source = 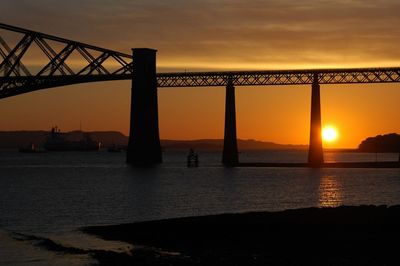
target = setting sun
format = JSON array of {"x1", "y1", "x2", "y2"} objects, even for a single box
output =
[{"x1": 322, "y1": 126, "x2": 338, "y2": 142}]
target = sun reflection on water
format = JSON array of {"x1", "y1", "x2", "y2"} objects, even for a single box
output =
[{"x1": 318, "y1": 175, "x2": 343, "y2": 208}]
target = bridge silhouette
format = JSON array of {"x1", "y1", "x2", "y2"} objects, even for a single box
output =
[{"x1": 2, "y1": 23, "x2": 400, "y2": 166}]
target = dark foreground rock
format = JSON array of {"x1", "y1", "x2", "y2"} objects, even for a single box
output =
[{"x1": 83, "y1": 205, "x2": 400, "y2": 266}]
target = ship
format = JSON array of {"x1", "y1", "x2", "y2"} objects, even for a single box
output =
[{"x1": 43, "y1": 127, "x2": 101, "y2": 151}]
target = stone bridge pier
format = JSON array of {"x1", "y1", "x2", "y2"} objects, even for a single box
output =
[
  {"x1": 126, "y1": 48, "x2": 162, "y2": 165},
  {"x1": 308, "y1": 73, "x2": 324, "y2": 166}
]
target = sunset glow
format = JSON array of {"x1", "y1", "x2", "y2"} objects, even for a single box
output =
[
  {"x1": 2, "y1": 2, "x2": 400, "y2": 265},
  {"x1": 322, "y1": 126, "x2": 338, "y2": 143},
  {"x1": 1, "y1": 0, "x2": 400, "y2": 148}
]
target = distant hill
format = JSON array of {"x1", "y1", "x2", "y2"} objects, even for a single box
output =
[
  {"x1": 0, "y1": 131, "x2": 307, "y2": 151},
  {"x1": 0, "y1": 130, "x2": 127, "y2": 149},
  {"x1": 161, "y1": 139, "x2": 307, "y2": 151},
  {"x1": 0, "y1": 131, "x2": 49, "y2": 149},
  {"x1": 358, "y1": 133, "x2": 400, "y2": 152}
]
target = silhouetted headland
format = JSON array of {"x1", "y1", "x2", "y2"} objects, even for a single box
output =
[
  {"x1": 80, "y1": 205, "x2": 400, "y2": 265},
  {"x1": 358, "y1": 133, "x2": 400, "y2": 152}
]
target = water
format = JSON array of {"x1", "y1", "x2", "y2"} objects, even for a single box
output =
[{"x1": 1, "y1": 149, "x2": 400, "y2": 264}]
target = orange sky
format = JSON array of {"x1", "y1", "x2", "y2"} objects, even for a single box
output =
[{"x1": 1, "y1": 0, "x2": 400, "y2": 148}]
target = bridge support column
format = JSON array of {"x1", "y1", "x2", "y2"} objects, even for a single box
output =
[
  {"x1": 222, "y1": 78, "x2": 239, "y2": 166},
  {"x1": 308, "y1": 74, "x2": 324, "y2": 166},
  {"x1": 127, "y1": 48, "x2": 162, "y2": 165}
]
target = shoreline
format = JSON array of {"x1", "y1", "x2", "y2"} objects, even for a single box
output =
[
  {"x1": 235, "y1": 161, "x2": 400, "y2": 168},
  {"x1": 82, "y1": 205, "x2": 400, "y2": 265}
]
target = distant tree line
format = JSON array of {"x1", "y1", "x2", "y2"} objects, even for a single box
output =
[{"x1": 358, "y1": 133, "x2": 400, "y2": 152}]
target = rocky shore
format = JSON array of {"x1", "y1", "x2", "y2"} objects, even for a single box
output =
[{"x1": 82, "y1": 205, "x2": 400, "y2": 265}]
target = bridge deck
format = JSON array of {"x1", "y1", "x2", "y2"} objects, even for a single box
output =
[{"x1": 2, "y1": 23, "x2": 400, "y2": 98}]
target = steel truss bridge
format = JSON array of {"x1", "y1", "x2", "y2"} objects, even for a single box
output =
[
  {"x1": 1, "y1": 23, "x2": 400, "y2": 99},
  {"x1": 1, "y1": 22, "x2": 400, "y2": 166}
]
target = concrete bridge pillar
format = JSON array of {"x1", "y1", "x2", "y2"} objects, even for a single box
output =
[
  {"x1": 127, "y1": 48, "x2": 162, "y2": 165},
  {"x1": 308, "y1": 73, "x2": 324, "y2": 166},
  {"x1": 222, "y1": 78, "x2": 239, "y2": 166}
]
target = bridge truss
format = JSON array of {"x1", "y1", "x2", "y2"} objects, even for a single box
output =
[
  {"x1": 157, "y1": 68, "x2": 400, "y2": 87},
  {"x1": 0, "y1": 23, "x2": 132, "y2": 99},
  {"x1": 1, "y1": 23, "x2": 400, "y2": 99}
]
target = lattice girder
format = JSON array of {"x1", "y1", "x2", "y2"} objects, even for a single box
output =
[
  {"x1": 156, "y1": 68, "x2": 400, "y2": 87},
  {"x1": 1, "y1": 23, "x2": 400, "y2": 100},
  {"x1": 0, "y1": 23, "x2": 133, "y2": 97}
]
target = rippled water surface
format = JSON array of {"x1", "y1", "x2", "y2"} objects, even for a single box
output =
[{"x1": 1, "y1": 150, "x2": 400, "y2": 264}]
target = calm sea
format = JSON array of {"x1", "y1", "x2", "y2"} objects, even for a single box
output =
[{"x1": 1, "y1": 150, "x2": 400, "y2": 265}]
